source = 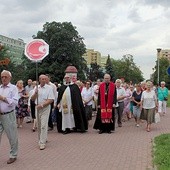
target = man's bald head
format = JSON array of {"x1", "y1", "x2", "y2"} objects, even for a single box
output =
[{"x1": 104, "y1": 74, "x2": 111, "y2": 83}]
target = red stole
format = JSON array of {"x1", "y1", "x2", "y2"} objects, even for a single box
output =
[{"x1": 100, "y1": 82, "x2": 115, "y2": 123}]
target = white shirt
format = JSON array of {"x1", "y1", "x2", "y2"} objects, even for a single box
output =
[
  {"x1": 81, "y1": 87, "x2": 94, "y2": 106},
  {"x1": 0, "y1": 83, "x2": 18, "y2": 112},
  {"x1": 25, "y1": 85, "x2": 33, "y2": 93},
  {"x1": 32, "y1": 84, "x2": 55, "y2": 105},
  {"x1": 28, "y1": 89, "x2": 34, "y2": 107},
  {"x1": 47, "y1": 82, "x2": 58, "y2": 105},
  {"x1": 141, "y1": 90, "x2": 157, "y2": 109},
  {"x1": 116, "y1": 86, "x2": 126, "y2": 102}
]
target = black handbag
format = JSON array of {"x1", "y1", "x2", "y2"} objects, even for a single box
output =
[
  {"x1": 164, "y1": 97, "x2": 168, "y2": 101},
  {"x1": 160, "y1": 88, "x2": 168, "y2": 101}
]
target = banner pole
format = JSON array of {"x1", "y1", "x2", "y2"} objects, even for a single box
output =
[{"x1": 36, "y1": 61, "x2": 40, "y2": 140}]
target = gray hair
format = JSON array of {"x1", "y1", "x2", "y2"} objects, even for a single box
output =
[
  {"x1": 1, "y1": 70, "x2": 12, "y2": 77},
  {"x1": 115, "y1": 79, "x2": 122, "y2": 83}
]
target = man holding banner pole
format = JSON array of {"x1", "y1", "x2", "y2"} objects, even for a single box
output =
[
  {"x1": 24, "y1": 39, "x2": 50, "y2": 149},
  {"x1": 31, "y1": 74, "x2": 54, "y2": 150}
]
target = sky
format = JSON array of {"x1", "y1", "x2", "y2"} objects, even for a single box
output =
[{"x1": 1, "y1": 0, "x2": 170, "y2": 80}]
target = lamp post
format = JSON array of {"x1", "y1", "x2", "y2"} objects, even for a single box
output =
[{"x1": 157, "y1": 48, "x2": 161, "y2": 85}]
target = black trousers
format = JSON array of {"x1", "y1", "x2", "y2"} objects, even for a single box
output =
[
  {"x1": 116, "y1": 102, "x2": 124, "y2": 125},
  {"x1": 48, "y1": 102, "x2": 54, "y2": 129},
  {"x1": 30, "y1": 100, "x2": 36, "y2": 119}
]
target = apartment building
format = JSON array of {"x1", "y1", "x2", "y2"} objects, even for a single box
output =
[{"x1": 0, "y1": 34, "x2": 25, "y2": 64}]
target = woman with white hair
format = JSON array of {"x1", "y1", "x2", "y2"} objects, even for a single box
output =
[
  {"x1": 140, "y1": 81, "x2": 157, "y2": 132},
  {"x1": 157, "y1": 81, "x2": 168, "y2": 116}
]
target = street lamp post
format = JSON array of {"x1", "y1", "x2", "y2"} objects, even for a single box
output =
[{"x1": 157, "y1": 48, "x2": 161, "y2": 85}]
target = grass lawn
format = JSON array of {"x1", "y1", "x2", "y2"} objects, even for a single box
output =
[
  {"x1": 153, "y1": 93, "x2": 170, "y2": 170},
  {"x1": 167, "y1": 93, "x2": 170, "y2": 107},
  {"x1": 153, "y1": 134, "x2": 170, "y2": 170}
]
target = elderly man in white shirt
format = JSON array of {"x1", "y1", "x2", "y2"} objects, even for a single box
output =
[
  {"x1": 81, "y1": 80, "x2": 94, "y2": 121},
  {"x1": 31, "y1": 74, "x2": 54, "y2": 150},
  {"x1": 0, "y1": 70, "x2": 18, "y2": 164},
  {"x1": 115, "y1": 79, "x2": 126, "y2": 127}
]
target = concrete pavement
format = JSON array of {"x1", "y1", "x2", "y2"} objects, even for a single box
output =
[{"x1": 0, "y1": 108, "x2": 170, "y2": 170}]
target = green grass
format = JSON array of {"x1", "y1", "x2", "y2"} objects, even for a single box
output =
[
  {"x1": 167, "y1": 93, "x2": 170, "y2": 107},
  {"x1": 153, "y1": 134, "x2": 170, "y2": 170},
  {"x1": 153, "y1": 92, "x2": 170, "y2": 169}
]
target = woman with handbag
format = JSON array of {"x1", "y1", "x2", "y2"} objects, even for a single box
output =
[
  {"x1": 157, "y1": 81, "x2": 169, "y2": 116},
  {"x1": 140, "y1": 81, "x2": 157, "y2": 132}
]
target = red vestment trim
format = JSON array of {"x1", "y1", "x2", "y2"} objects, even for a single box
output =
[{"x1": 100, "y1": 82, "x2": 115, "y2": 123}]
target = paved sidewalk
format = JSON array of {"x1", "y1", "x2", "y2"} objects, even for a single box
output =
[{"x1": 0, "y1": 108, "x2": 170, "y2": 170}]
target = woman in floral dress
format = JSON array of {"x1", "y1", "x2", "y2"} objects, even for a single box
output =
[{"x1": 16, "y1": 80, "x2": 29, "y2": 128}]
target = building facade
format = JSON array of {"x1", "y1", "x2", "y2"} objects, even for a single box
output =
[
  {"x1": 82, "y1": 49, "x2": 107, "y2": 68},
  {"x1": 0, "y1": 34, "x2": 25, "y2": 64},
  {"x1": 82, "y1": 49, "x2": 101, "y2": 66}
]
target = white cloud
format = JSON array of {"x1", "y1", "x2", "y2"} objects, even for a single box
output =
[{"x1": 0, "y1": 0, "x2": 170, "y2": 80}]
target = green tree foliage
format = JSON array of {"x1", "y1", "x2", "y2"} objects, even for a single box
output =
[
  {"x1": 0, "y1": 44, "x2": 20, "y2": 83},
  {"x1": 88, "y1": 63, "x2": 104, "y2": 81},
  {"x1": 112, "y1": 54, "x2": 144, "y2": 83},
  {"x1": 105, "y1": 54, "x2": 115, "y2": 80},
  {"x1": 152, "y1": 57, "x2": 170, "y2": 86},
  {"x1": 22, "y1": 21, "x2": 87, "y2": 83}
]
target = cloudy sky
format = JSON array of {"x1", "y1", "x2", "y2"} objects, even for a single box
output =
[{"x1": 1, "y1": 0, "x2": 170, "y2": 79}]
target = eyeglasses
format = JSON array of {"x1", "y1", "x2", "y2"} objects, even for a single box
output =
[{"x1": 1, "y1": 76, "x2": 8, "y2": 78}]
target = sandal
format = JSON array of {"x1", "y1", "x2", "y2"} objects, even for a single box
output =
[{"x1": 146, "y1": 128, "x2": 150, "y2": 132}]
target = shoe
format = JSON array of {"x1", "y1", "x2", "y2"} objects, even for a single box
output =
[
  {"x1": 32, "y1": 128, "x2": 36, "y2": 132},
  {"x1": 7, "y1": 158, "x2": 17, "y2": 164},
  {"x1": 48, "y1": 127, "x2": 53, "y2": 131},
  {"x1": 118, "y1": 124, "x2": 122, "y2": 127},
  {"x1": 72, "y1": 128, "x2": 77, "y2": 132},
  {"x1": 136, "y1": 124, "x2": 139, "y2": 127},
  {"x1": 62, "y1": 129, "x2": 71, "y2": 135},
  {"x1": 26, "y1": 121, "x2": 31, "y2": 123},
  {"x1": 107, "y1": 130, "x2": 111, "y2": 134},
  {"x1": 98, "y1": 130, "x2": 104, "y2": 134},
  {"x1": 39, "y1": 144, "x2": 45, "y2": 150},
  {"x1": 62, "y1": 130, "x2": 67, "y2": 134},
  {"x1": 19, "y1": 125, "x2": 22, "y2": 128}
]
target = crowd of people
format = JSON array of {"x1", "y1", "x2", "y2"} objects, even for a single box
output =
[{"x1": 0, "y1": 69, "x2": 168, "y2": 164}]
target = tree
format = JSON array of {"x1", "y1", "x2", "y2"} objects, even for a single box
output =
[
  {"x1": 112, "y1": 54, "x2": 144, "y2": 83},
  {"x1": 105, "y1": 54, "x2": 115, "y2": 80},
  {"x1": 22, "y1": 21, "x2": 87, "y2": 83},
  {"x1": 152, "y1": 57, "x2": 170, "y2": 86},
  {"x1": 88, "y1": 63, "x2": 104, "y2": 81},
  {"x1": 0, "y1": 44, "x2": 21, "y2": 83}
]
